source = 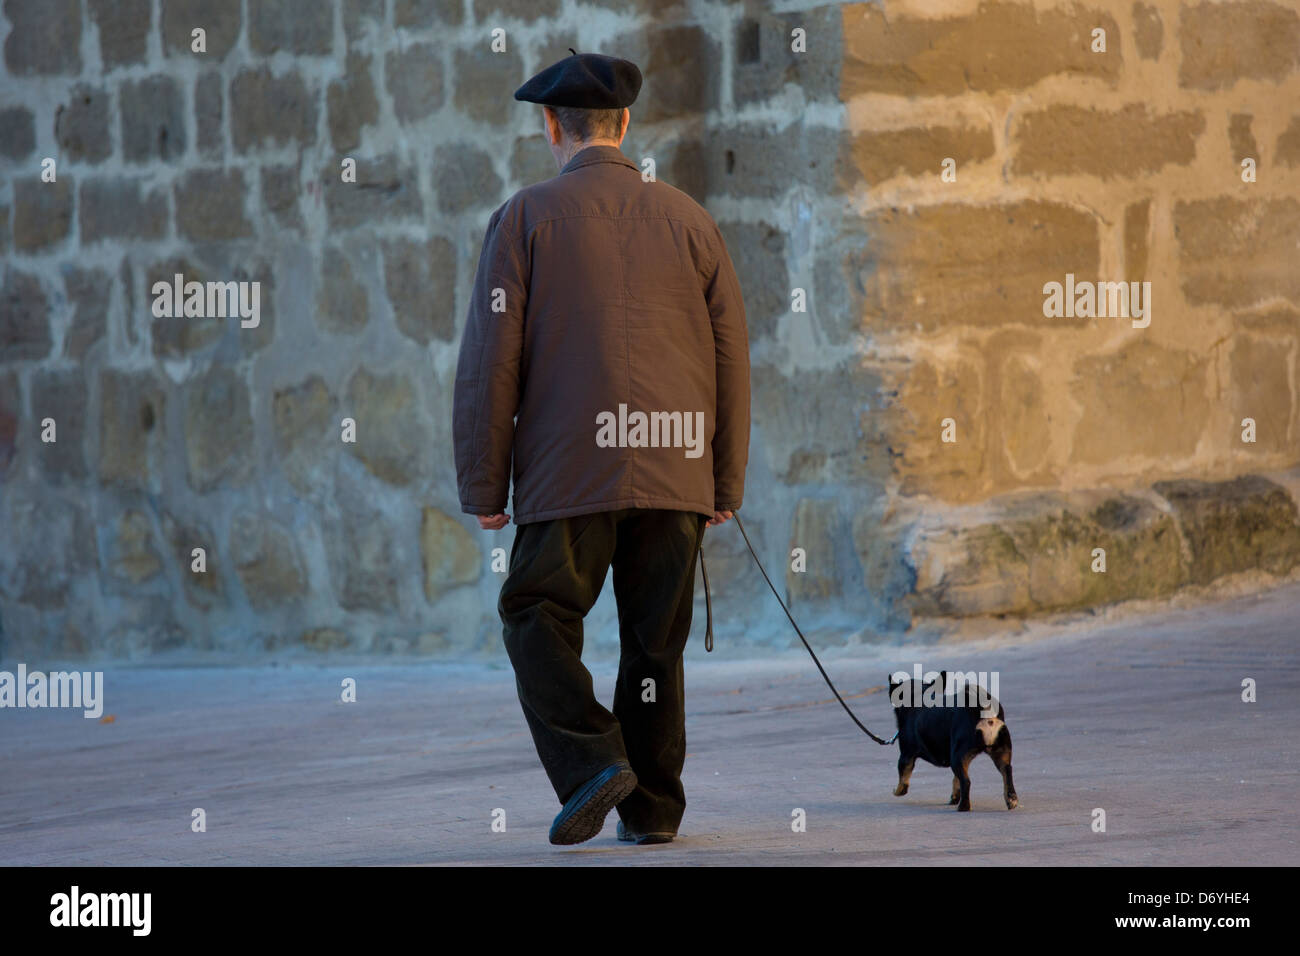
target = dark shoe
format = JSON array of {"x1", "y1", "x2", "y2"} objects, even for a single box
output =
[
  {"x1": 548, "y1": 764, "x2": 637, "y2": 846},
  {"x1": 616, "y1": 819, "x2": 675, "y2": 845}
]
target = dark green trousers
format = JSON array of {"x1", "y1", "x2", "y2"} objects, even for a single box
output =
[{"x1": 498, "y1": 507, "x2": 708, "y2": 835}]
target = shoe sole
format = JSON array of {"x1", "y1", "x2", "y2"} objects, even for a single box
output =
[
  {"x1": 617, "y1": 822, "x2": 676, "y2": 845},
  {"x1": 550, "y1": 768, "x2": 638, "y2": 846},
  {"x1": 619, "y1": 832, "x2": 675, "y2": 845}
]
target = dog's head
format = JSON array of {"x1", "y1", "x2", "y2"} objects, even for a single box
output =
[{"x1": 888, "y1": 670, "x2": 947, "y2": 710}]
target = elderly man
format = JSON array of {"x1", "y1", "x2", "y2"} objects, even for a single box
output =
[{"x1": 452, "y1": 50, "x2": 750, "y2": 846}]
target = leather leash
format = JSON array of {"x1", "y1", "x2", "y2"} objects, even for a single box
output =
[{"x1": 697, "y1": 513, "x2": 898, "y2": 746}]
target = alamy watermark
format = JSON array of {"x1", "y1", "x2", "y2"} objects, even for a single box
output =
[
  {"x1": 1042, "y1": 273, "x2": 1151, "y2": 328},
  {"x1": 595, "y1": 404, "x2": 706, "y2": 458},
  {"x1": 151, "y1": 272, "x2": 261, "y2": 328},
  {"x1": 0, "y1": 664, "x2": 104, "y2": 718},
  {"x1": 889, "y1": 665, "x2": 1000, "y2": 716},
  {"x1": 50, "y1": 886, "x2": 150, "y2": 936}
]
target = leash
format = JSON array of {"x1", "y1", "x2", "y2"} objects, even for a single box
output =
[{"x1": 697, "y1": 513, "x2": 898, "y2": 747}]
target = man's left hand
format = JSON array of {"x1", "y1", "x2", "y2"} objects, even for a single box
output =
[{"x1": 478, "y1": 513, "x2": 511, "y2": 530}]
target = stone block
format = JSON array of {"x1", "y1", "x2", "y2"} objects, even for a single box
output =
[
  {"x1": 12, "y1": 176, "x2": 73, "y2": 252},
  {"x1": 231, "y1": 68, "x2": 318, "y2": 153},
  {"x1": 315, "y1": 246, "x2": 369, "y2": 334},
  {"x1": 174, "y1": 168, "x2": 253, "y2": 240},
  {"x1": 55, "y1": 85, "x2": 113, "y2": 162},
  {"x1": 1154, "y1": 475, "x2": 1300, "y2": 583},
  {"x1": 717, "y1": 220, "x2": 787, "y2": 343},
  {"x1": 79, "y1": 178, "x2": 169, "y2": 243},
  {"x1": 733, "y1": 5, "x2": 842, "y2": 105},
  {"x1": 843, "y1": 123, "x2": 995, "y2": 185},
  {"x1": 89, "y1": 0, "x2": 151, "y2": 68},
  {"x1": 249, "y1": 0, "x2": 333, "y2": 55},
  {"x1": 183, "y1": 367, "x2": 254, "y2": 492},
  {"x1": 382, "y1": 236, "x2": 457, "y2": 344},
  {"x1": 842, "y1": 1, "x2": 1120, "y2": 97},
  {"x1": 387, "y1": 43, "x2": 444, "y2": 123},
  {"x1": 813, "y1": 201, "x2": 1100, "y2": 343},
  {"x1": 433, "y1": 142, "x2": 503, "y2": 214},
  {"x1": 1175, "y1": 198, "x2": 1300, "y2": 308},
  {"x1": 1179, "y1": 0, "x2": 1300, "y2": 90},
  {"x1": 0, "y1": 107, "x2": 35, "y2": 159},
  {"x1": 229, "y1": 512, "x2": 308, "y2": 610},
  {"x1": 120, "y1": 75, "x2": 188, "y2": 162},
  {"x1": 272, "y1": 374, "x2": 337, "y2": 496},
  {"x1": 62, "y1": 267, "x2": 111, "y2": 360},
  {"x1": 1011, "y1": 104, "x2": 1203, "y2": 179},
  {"x1": 394, "y1": 0, "x2": 463, "y2": 28},
  {"x1": 2, "y1": 0, "x2": 82, "y2": 75},
  {"x1": 324, "y1": 154, "x2": 423, "y2": 229},
  {"x1": 327, "y1": 53, "x2": 378, "y2": 152},
  {"x1": 97, "y1": 369, "x2": 165, "y2": 490},
  {"x1": 162, "y1": 0, "x2": 241, "y2": 58},
  {"x1": 31, "y1": 368, "x2": 88, "y2": 481},
  {"x1": 452, "y1": 44, "x2": 523, "y2": 125},
  {"x1": 1071, "y1": 340, "x2": 1210, "y2": 464},
  {"x1": 195, "y1": 70, "x2": 224, "y2": 159},
  {"x1": 420, "y1": 507, "x2": 481, "y2": 600},
  {"x1": 344, "y1": 366, "x2": 432, "y2": 486},
  {"x1": 1, "y1": 268, "x2": 52, "y2": 360}
]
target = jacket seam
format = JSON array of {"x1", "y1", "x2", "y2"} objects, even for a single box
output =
[
  {"x1": 521, "y1": 214, "x2": 718, "y2": 250},
  {"x1": 467, "y1": 217, "x2": 522, "y2": 511},
  {"x1": 515, "y1": 497, "x2": 715, "y2": 524},
  {"x1": 620, "y1": 219, "x2": 634, "y2": 502},
  {"x1": 560, "y1": 153, "x2": 639, "y2": 175}
]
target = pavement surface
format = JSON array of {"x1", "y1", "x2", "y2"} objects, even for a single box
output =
[{"x1": 2, "y1": 581, "x2": 1297, "y2": 866}]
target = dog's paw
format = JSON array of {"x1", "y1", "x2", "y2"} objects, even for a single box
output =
[
  {"x1": 948, "y1": 794, "x2": 959, "y2": 805},
  {"x1": 956, "y1": 801, "x2": 971, "y2": 812},
  {"x1": 893, "y1": 783, "x2": 908, "y2": 796},
  {"x1": 1005, "y1": 795, "x2": 1019, "y2": 810}
]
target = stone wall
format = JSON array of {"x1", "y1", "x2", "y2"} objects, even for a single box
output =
[
  {"x1": 1, "y1": 0, "x2": 1298, "y2": 662},
  {"x1": 823, "y1": 0, "x2": 1300, "y2": 629}
]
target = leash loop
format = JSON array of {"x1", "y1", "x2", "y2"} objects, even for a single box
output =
[{"x1": 698, "y1": 546, "x2": 714, "y2": 652}]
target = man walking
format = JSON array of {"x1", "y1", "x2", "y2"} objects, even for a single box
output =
[{"x1": 452, "y1": 51, "x2": 750, "y2": 846}]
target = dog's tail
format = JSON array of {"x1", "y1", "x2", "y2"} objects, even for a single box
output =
[{"x1": 975, "y1": 717, "x2": 1006, "y2": 748}]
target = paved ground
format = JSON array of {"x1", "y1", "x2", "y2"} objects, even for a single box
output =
[{"x1": 2, "y1": 582, "x2": 1297, "y2": 866}]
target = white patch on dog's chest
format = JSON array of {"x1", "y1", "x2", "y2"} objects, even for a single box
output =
[{"x1": 976, "y1": 717, "x2": 1005, "y2": 746}]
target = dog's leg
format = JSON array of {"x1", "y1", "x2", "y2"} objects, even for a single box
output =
[
  {"x1": 949, "y1": 775, "x2": 960, "y2": 805},
  {"x1": 954, "y1": 751, "x2": 975, "y2": 811},
  {"x1": 989, "y1": 727, "x2": 1017, "y2": 810},
  {"x1": 894, "y1": 753, "x2": 916, "y2": 796}
]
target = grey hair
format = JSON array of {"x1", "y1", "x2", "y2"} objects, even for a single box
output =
[{"x1": 549, "y1": 106, "x2": 625, "y2": 142}]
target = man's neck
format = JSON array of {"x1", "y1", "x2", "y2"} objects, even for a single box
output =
[{"x1": 558, "y1": 139, "x2": 621, "y2": 167}]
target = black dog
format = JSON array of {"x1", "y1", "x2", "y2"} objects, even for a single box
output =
[{"x1": 888, "y1": 670, "x2": 1017, "y2": 811}]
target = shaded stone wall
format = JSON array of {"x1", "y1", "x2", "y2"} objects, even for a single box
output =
[{"x1": 1, "y1": 0, "x2": 1298, "y2": 662}]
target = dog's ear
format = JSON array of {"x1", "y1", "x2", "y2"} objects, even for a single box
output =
[{"x1": 888, "y1": 673, "x2": 905, "y2": 708}]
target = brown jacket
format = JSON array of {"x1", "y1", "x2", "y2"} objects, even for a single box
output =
[{"x1": 453, "y1": 144, "x2": 750, "y2": 525}]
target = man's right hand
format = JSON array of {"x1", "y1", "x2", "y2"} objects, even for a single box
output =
[{"x1": 706, "y1": 510, "x2": 733, "y2": 527}]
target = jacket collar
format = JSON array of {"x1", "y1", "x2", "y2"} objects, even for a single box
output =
[{"x1": 560, "y1": 144, "x2": 638, "y2": 175}]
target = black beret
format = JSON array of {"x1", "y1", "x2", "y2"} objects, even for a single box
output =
[{"x1": 514, "y1": 50, "x2": 642, "y2": 109}]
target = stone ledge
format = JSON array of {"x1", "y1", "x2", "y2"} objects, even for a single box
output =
[{"x1": 890, "y1": 470, "x2": 1300, "y2": 622}]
